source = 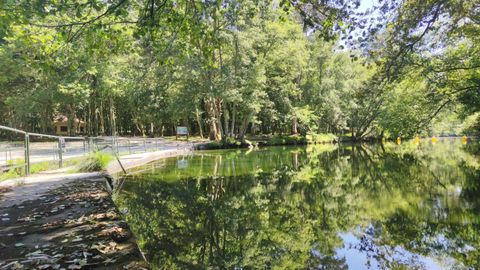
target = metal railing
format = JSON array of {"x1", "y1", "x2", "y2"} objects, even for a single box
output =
[
  {"x1": 0, "y1": 125, "x2": 86, "y2": 175},
  {"x1": 0, "y1": 125, "x2": 193, "y2": 177}
]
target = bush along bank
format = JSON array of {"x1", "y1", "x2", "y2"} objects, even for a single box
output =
[
  {"x1": 196, "y1": 137, "x2": 257, "y2": 150},
  {"x1": 77, "y1": 151, "x2": 114, "y2": 172},
  {"x1": 260, "y1": 133, "x2": 338, "y2": 146},
  {"x1": 196, "y1": 133, "x2": 338, "y2": 150}
]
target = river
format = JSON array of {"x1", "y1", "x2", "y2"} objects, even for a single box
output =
[{"x1": 114, "y1": 138, "x2": 480, "y2": 269}]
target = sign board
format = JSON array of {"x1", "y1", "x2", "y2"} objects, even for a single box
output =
[
  {"x1": 176, "y1": 126, "x2": 189, "y2": 140},
  {"x1": 176, "y1": 126, "x2": 188, "y2": 135}
]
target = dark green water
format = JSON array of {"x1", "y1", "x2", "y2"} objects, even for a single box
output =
[{"x1": 114, "y1": 139, "x2": 480, "y2": 270}]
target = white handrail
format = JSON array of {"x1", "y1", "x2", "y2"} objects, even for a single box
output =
[{"x1": 0, "y1": 125, "x2": 27, "y2": 134}]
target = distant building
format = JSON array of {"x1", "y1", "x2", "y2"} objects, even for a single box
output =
[{"x1": 53, "y1": 115, "x2": 86, "y2": 136}]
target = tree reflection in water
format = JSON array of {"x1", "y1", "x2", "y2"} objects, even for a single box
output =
[{"x1": 114, "y1": 139, "x2": 480, "y2": 269}]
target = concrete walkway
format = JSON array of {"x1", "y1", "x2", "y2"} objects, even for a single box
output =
[
  {"x1": 0, "y1": 139, "x2": 202, "y2": 269},
  {"x1": 0, "y1": 137, "x2": 192, "y2": 167},
  {"x1": 0, "y1": 176, "x2": 149, "y2": 270},
  {"x1": 0, "y1": 143, "x2": 194, "y2": 208}
]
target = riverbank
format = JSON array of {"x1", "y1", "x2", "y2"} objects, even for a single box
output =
[
  {"x1": 0, "y1": 144, "x2": 195, "y2": 269},
  {"x1": 196, "y1": 133, "x2": 340, "y2": 150}
]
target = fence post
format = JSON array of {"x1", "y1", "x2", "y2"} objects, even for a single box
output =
[
  {"x1": 89, "y1": 137, "x2": 93, "y2": 152},
  {"x1": 58, "y1": 138, "x2": 63, "y2": 168},
  {"x1": 24, "y1": 133, "x2": 30, "y2": 176}
]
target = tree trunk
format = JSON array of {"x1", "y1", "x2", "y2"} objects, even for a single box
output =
[
  {"x1": 109, "y1": 97, "x2": 116, "y2": 136},
  {"x1": 99, "y1": 100, "x2": 105, "y2": 135},
  {"x1": 238, "y1": 111, "x2": 253, "y2": 141},
  {"x1": 223, "y1": 104, "x2": 229, "y2": 138},
  {"x1": 291, "y1": 116, "x2": 298, "y2": 135},
  {"x1": 230, "y1": 106, "x2": 236, "y2": 137},
  {"x1": 207, "y1": 104, "x2": 217, "y2": 140},
  {"x1": 195, "y1": 107, "x2": 204, "y2": 138},
  {"x1": 215, "y1": 99, "x2": 224, "y2": 141},
  {"x1": 66, "y1": 104, "x2": 76, "y2": 136}
]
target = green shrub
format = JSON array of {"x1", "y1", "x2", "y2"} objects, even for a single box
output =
[
  {"x1": 225, "y1": 137, "x2": 241, "y2": 146},
  {"x1": 77, "y1": 151, "x2": 113, "y2": 172},
  {"x1": 266, "y1": 135, "x2": 306, "y2": 146},
  {"x1": 0, "y1": 169, "x2": 21, "y2": 181},
  {"x1": 199, "y1": 137, "x2": 251, "y2": 150},
  {"x1": 200, "y1": 141, "x2": 224, "y2": 150},
  {"x1": 264, "y1": 133, "x2": 337, "y2": 146},
  {"x1": 30, "y1": 162, "x2": 53, "y2": 174},
  {"x1": 306, "y1": 133, "x2": 337, "y2": 144},
  {"x1": 1, "y1": 159, "x2": 25, "y2": 181}
]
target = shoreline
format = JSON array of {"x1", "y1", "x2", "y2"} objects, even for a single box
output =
[
  {"x1": 0, "y1": 136, "x2": 474, "y2": 269},
  {"x1": 0, "y1": 145, "x2": 194, "y2": 269}
]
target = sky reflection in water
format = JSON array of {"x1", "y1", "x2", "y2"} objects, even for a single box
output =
[{"x1": 115, "y1": 139, "x2": 480, "y2": 269}]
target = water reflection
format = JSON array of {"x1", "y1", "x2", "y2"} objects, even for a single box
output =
[{"x1": 115, "y1": 139, "x2": 480, "y2": 269}]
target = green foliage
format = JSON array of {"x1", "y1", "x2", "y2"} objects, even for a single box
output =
[
  {"x1": 0, "y1": 0, "x2": 479, "y2": 139},
  {"x1": 263, "y1": 133, "x2": 337, "y2": 146},
  {"x1": 462, "y1": 113, "x2": 480, "y2": 136},
  {"x1": 77, "y1": 151, "x2": 113, "y2": 172},
  {"x1": 0, "y1": 158, "x2": 89, "y2": 180},
  {"x1": 200, "y1": 137, "x2": 255, "y2": 150},
  {"x1": 0, "y1": 159, "x2": 25, "y2": 181},
  {"x1": 305, "y1": 133, "x2": 337, "y2": 144},
  {"x1": 265, "y1": 135, "x2": 306, "y2": 146},
  {"x1": 30, "y1": 162, "x2": 54, "y2": 174},
  {"x1": 0, "y1": 169, "x2": 21, "y2": 181},
  {"x1": 114, "y1": 140, "x2": 480, "y2": 268}
]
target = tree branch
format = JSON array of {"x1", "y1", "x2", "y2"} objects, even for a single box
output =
[{"x1": 28, "y1": 0, "x2": 128, "y2": 28}]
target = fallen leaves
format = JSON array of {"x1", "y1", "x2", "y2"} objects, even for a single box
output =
[{"x1": 0, "y1": 179, "x2": 148, "y2": 269}]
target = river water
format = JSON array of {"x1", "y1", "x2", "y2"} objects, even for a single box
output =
[{"x1": 114, "y1": 138, "x2": 480, "y2": 269}]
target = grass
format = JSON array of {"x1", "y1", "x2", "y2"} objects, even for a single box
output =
[
  {"x1": 30, "y1": 161, "x2": 56, "y2": 174},
  {"x1": 0, "y1": 169, "x2": 22, "y2": 181},
  {"x1": 0, "y1": 159, "x2": 77, "y2": 181},
  {"x1": 0, "y1": 152, "x2": 113, "y2": 181},
  {"x1": 76, "y1": 151, "x2": 113, "y2": 172},
  {"x1": 0, "y1": 158, "x2": 25, "y2": 181}
]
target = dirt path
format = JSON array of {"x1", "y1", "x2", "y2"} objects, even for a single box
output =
[{"x1": 0, "y1": 177, "x2": 148, "y2": 270}]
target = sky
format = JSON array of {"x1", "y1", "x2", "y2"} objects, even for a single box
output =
[{"x1": 358, "y1": 0, "x2": 376, "y2": 13}]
